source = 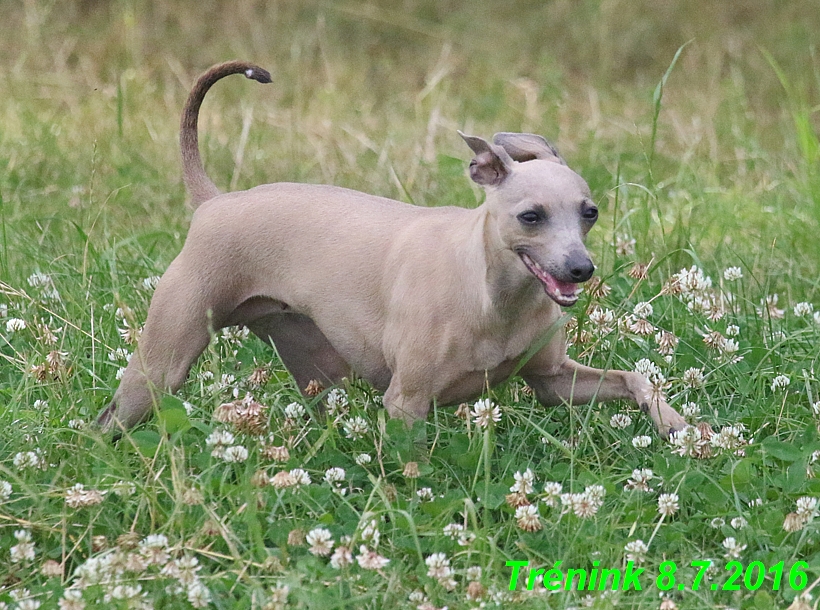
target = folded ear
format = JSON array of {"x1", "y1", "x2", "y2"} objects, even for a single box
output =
[
  {"x1": 458, "y1": 131, "x2": 515, "y2": 186},
  {"x1": 492, "y1": 132, "x2": 566, "y2": 166}
]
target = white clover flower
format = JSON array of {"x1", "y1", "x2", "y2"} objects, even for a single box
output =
[
  {"x1": 515, "y1": 504, "x2": 542, "y2": 532},
  {"x1": 670, "y1": 425, "x2": 705, "y2": 458},
  {"x1": 324, "y1": 467, "x2": 346, "y2": 484},
  {"x1": 356, "y1": 545, "x2": 389, "y2": 570},
  {"x1": 588, "y1": 307, "x2": 615, "y2": 332},
  {"x1": 330, "y1": 545, "x2": 354, "y2": 569},
  {"x1": 458, "y1": 531, "x2": 476, "y2": 546},
  {"x1": 360, "y1": 518, "x2": 381, "y2": 547},
  {"x1": 268, "y1": 584, "x2": 290, "y2": 607},
  {"x1": 796, "y1": 497, "x2": 818, "y2": 521},
  {"x1": 425, "y1": 552, "x2": 453, "y2": 580},
  {"x1": 284, "y1": 402, "x2": 305, "y2": 419},
  {"x1": 471, "y1": 398, "x2": 501, "y2": 428},
  {"x1": 58, "y1": 589, "x2": 85, "y2": 610},
  {"x1": 18, "y1": 598, "x2": 42, "y2": 610},
  {"x1": 6, "y1": 317, "x2": 27, "y2": 333},
  {"x1": 682, "y1": 367, "x2": 705, "y2": 388},
  {"x1": 175, "y1": 554, "x2": 201, "y2": 576},
  {"x1": 710, "y1": 517, "x2": 725, "y2": 528},
  {"x1": 657, "y1": 493, "x2": 679, "y2": 517},
  {"x1": 187, "y1": 581, "x2": 211, "y2": 608},
  {"x1": 27, "y1": 271, "x2": 51, "y2": 287},
  {"x1": 326, "y1": 388, "x2": 349, "y2": 414},
  {"x1": 771, "y1": 375, "x2": 790, "y2": 391},
  {"x1": 632, "y1": 435, "x2": 652, "y2": 449},
  {"x1": 610, "y1": 413, "x2": 632, "y2": 429},
  {"x1": 306, "y1": 527, "x2": 334, "y2": 556},
  {"x1": 634, "y1": 358, "x2": 661, "y2": 378},
  {"x1": 0, "y1": 480, "x2": 12, "y2": 500},
  {"x1": 794, "y1": 302, "x2": 814, "y2": 317},
  {"x1": 65, "y1": 483, "x2": 105, "y2": 508},
  {"x1": 726, "y1": 324, "x2": 740, "y2": 336},
  {"x1": 342, "y1": 416, "x2": 370, "y2": 439},
  {"x1": 681, "y1": 402, "x2": 700, "y2": 418},
  {"x1": 408, "y1": 590, "x2": 427, "y2": 604},
  {"x1": 108, "y1": 347, "x2": 132, "y2": 362},
  {"x1": 443, "y1": 523, "x2": 465, "y2": 539},
  {"x1": 615, "y1": 235, "x2": 636, "y2": 256},
  {"x1": 354, "y1": 453, "x2": 372, "y2": 466},
  {"x1": 510, "y1": 468, "x2": 535, "y2": 494},
  {"x1": 466, "y1": 566, "x2": 482, "y2": 581},
  {"x1": 784, "y1": 512, "x2": 806, "y2": 532},
  {"x1": 271, "y1": 471, "x2": 297, "y2": 489},
  {"x1": 723, "y1": 267, "x2": 743, "y2": 281},
  {"x1": 583, "y1": 484, "x2": 603, "y2": 503},
  {"x1": 13, "y1": 450, "x2": 42, "y2": 470},
  {"x1": 711, "y1": 425, "x2": 747, "y2": 452},
  {"x1": 813, "y1": 401, "x2": 820, "y2": 415},
  {"x1": 289, "y1": 468, "x2": 311, "y2": 486},
  {"x1": 625, "y1": 468, "x2": 655, "y2": 492},
  {"x1": 655, "y1": 330, "x2": 679, "y2": 355},
  {"x1": 815, "y1": 311, "x2": 820, "y2": 325},
  {"x1": 222, "y1": 445, "x2": 249, "y2": 463},
  {"x1": 68, "y1": 419, "x2": 85, "y2": 430},
  {"x1": 11, "y1": 529, "x2": 36, "y2": 563},
  {"x1": 673, "y1": 266, "x2": 713, "y2": 296},
  {"x1": 760, "y1": 294, "x2": 785, "y2": 319},
  {"x1": 633, "y1": 302, "x2": 653, "y2": 318},
  {"x1": 624, "y1": 539, "x2": 649, "y2": 563},
  {"x1": 141, "y1": 275, "x2": 161, "y2": 290},
  {"x1": 139, "y1": 533, "x2": 170, "y2": 566},
  {"x1": 722, "y1": 537, "x2": 746, "y2": 559},
  {"x1": 543, "y1": 481, "x2": 562, "y2": 506},
  {"x1": 730, "y1": 517, "x2": 748, "y2": 529},
  {"x1": 720, "y1": 337, "x2": 740, "y2": 356},
  {"x1": 0, "y1": 303, "x2": 7, "y2": 317},
  {"x1": 205, "y1": 429, "x2": 235, "y2": 459},
  {"x1": 417, "y1": 487, "x2": 434, "y2": 501},
  {"x1": 570, "y1": 492, "x2": 599, "y2": 518}
]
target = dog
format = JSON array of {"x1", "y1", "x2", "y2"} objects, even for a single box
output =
[{"x1": 98, "y1": 60, "x2": 687, "y2": 439}]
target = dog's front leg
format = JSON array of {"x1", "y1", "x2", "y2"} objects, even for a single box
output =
[
  {"x1": 383, "y1": 377, "x2": 432, "y2": 427},
  {"x1": 521, "y1": 350, "x2": 687, "y2": 439}
]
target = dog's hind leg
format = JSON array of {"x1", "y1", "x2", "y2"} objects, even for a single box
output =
[
  {"x1": 247, "y1": 313, "x2": 351, "y2": 394},
  {"x1": 97, "y1": 262, "x2": 218, "y2": 432}
]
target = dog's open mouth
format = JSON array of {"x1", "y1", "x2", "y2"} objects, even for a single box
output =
[{"x1": 519, "y1": 253, "x2": 582, "y2": 307}]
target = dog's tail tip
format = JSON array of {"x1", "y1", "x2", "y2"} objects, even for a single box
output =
[{"x1": 244, "y1": 66, "x2": 272, "y2": 85}]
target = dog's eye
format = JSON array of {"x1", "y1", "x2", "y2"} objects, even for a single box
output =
[
  {"x1": 582, "y1": 206, "x2": 598, "y2": 221},
  {"x1": 518, "y1": 211, "x2": 541, "y2": 225}
]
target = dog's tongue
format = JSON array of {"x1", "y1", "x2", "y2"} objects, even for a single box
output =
[
  {"x1": 520, "y1": 253, "x2": 580, "y2": 305},
  {"x1": 541, "y1": 272, "x2": 578, "y2": 299}
]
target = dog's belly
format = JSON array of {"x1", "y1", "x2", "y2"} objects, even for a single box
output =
[{"x1": 436, "y1": 359, "x2": 520, "y2": 405}]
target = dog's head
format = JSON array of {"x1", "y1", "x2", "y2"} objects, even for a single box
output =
[{"x1": 459, "y1": 131, "x2": 597, "y2": 307}]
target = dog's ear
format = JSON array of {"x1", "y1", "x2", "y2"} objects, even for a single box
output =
[
  {"x1": 458, "y1": 131, "x2": 514, "y2": 186},
  {"x1": 492, "y1": 132, "x2": 566, "y2": 166}
]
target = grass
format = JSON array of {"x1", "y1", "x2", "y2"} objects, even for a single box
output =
[{"x1": 1, "y1": 1, "x2": 820, "y2": 608}]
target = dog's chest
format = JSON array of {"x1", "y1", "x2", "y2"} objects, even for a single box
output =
[{"x1": 471, "y1": 328, "x2": 538, "y2": 372}]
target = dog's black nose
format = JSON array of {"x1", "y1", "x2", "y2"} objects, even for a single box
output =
[{"x1": 567, "y1": 253, "x2": 595, "y2": 282}]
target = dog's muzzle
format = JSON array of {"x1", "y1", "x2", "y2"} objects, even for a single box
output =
[{"x1": 519, "y1": 252, "x2": 583, "y2": 307}]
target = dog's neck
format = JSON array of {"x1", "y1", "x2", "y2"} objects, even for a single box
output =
[{"x1": 473, "y1": 205, "x2": 542, "y2": 314}]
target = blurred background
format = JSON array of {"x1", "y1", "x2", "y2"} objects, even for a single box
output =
[{"x1": 0, "y1": 0, "x2": 818, "y2": 286}]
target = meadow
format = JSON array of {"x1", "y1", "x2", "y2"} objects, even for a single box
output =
[{"x1": 1, "y1": 1, "x2": 819, "y2": 608}]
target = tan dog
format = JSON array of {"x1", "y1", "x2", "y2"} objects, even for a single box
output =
[{"x1": 98, "y1": 60, "x2": 686, "y2": 438}]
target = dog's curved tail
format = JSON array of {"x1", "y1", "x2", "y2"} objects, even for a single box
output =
[{"x1": 180, "y1": 60, "x2": 272, "y2": 208}]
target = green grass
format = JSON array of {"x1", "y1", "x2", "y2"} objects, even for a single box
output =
[{"x1": 1, "y1": 1, "x2": 820, "y2": 608}]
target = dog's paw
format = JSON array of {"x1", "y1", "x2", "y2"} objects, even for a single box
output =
[{"x1": 650, "y1": 402, "x2": 689, "y2": 441}]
